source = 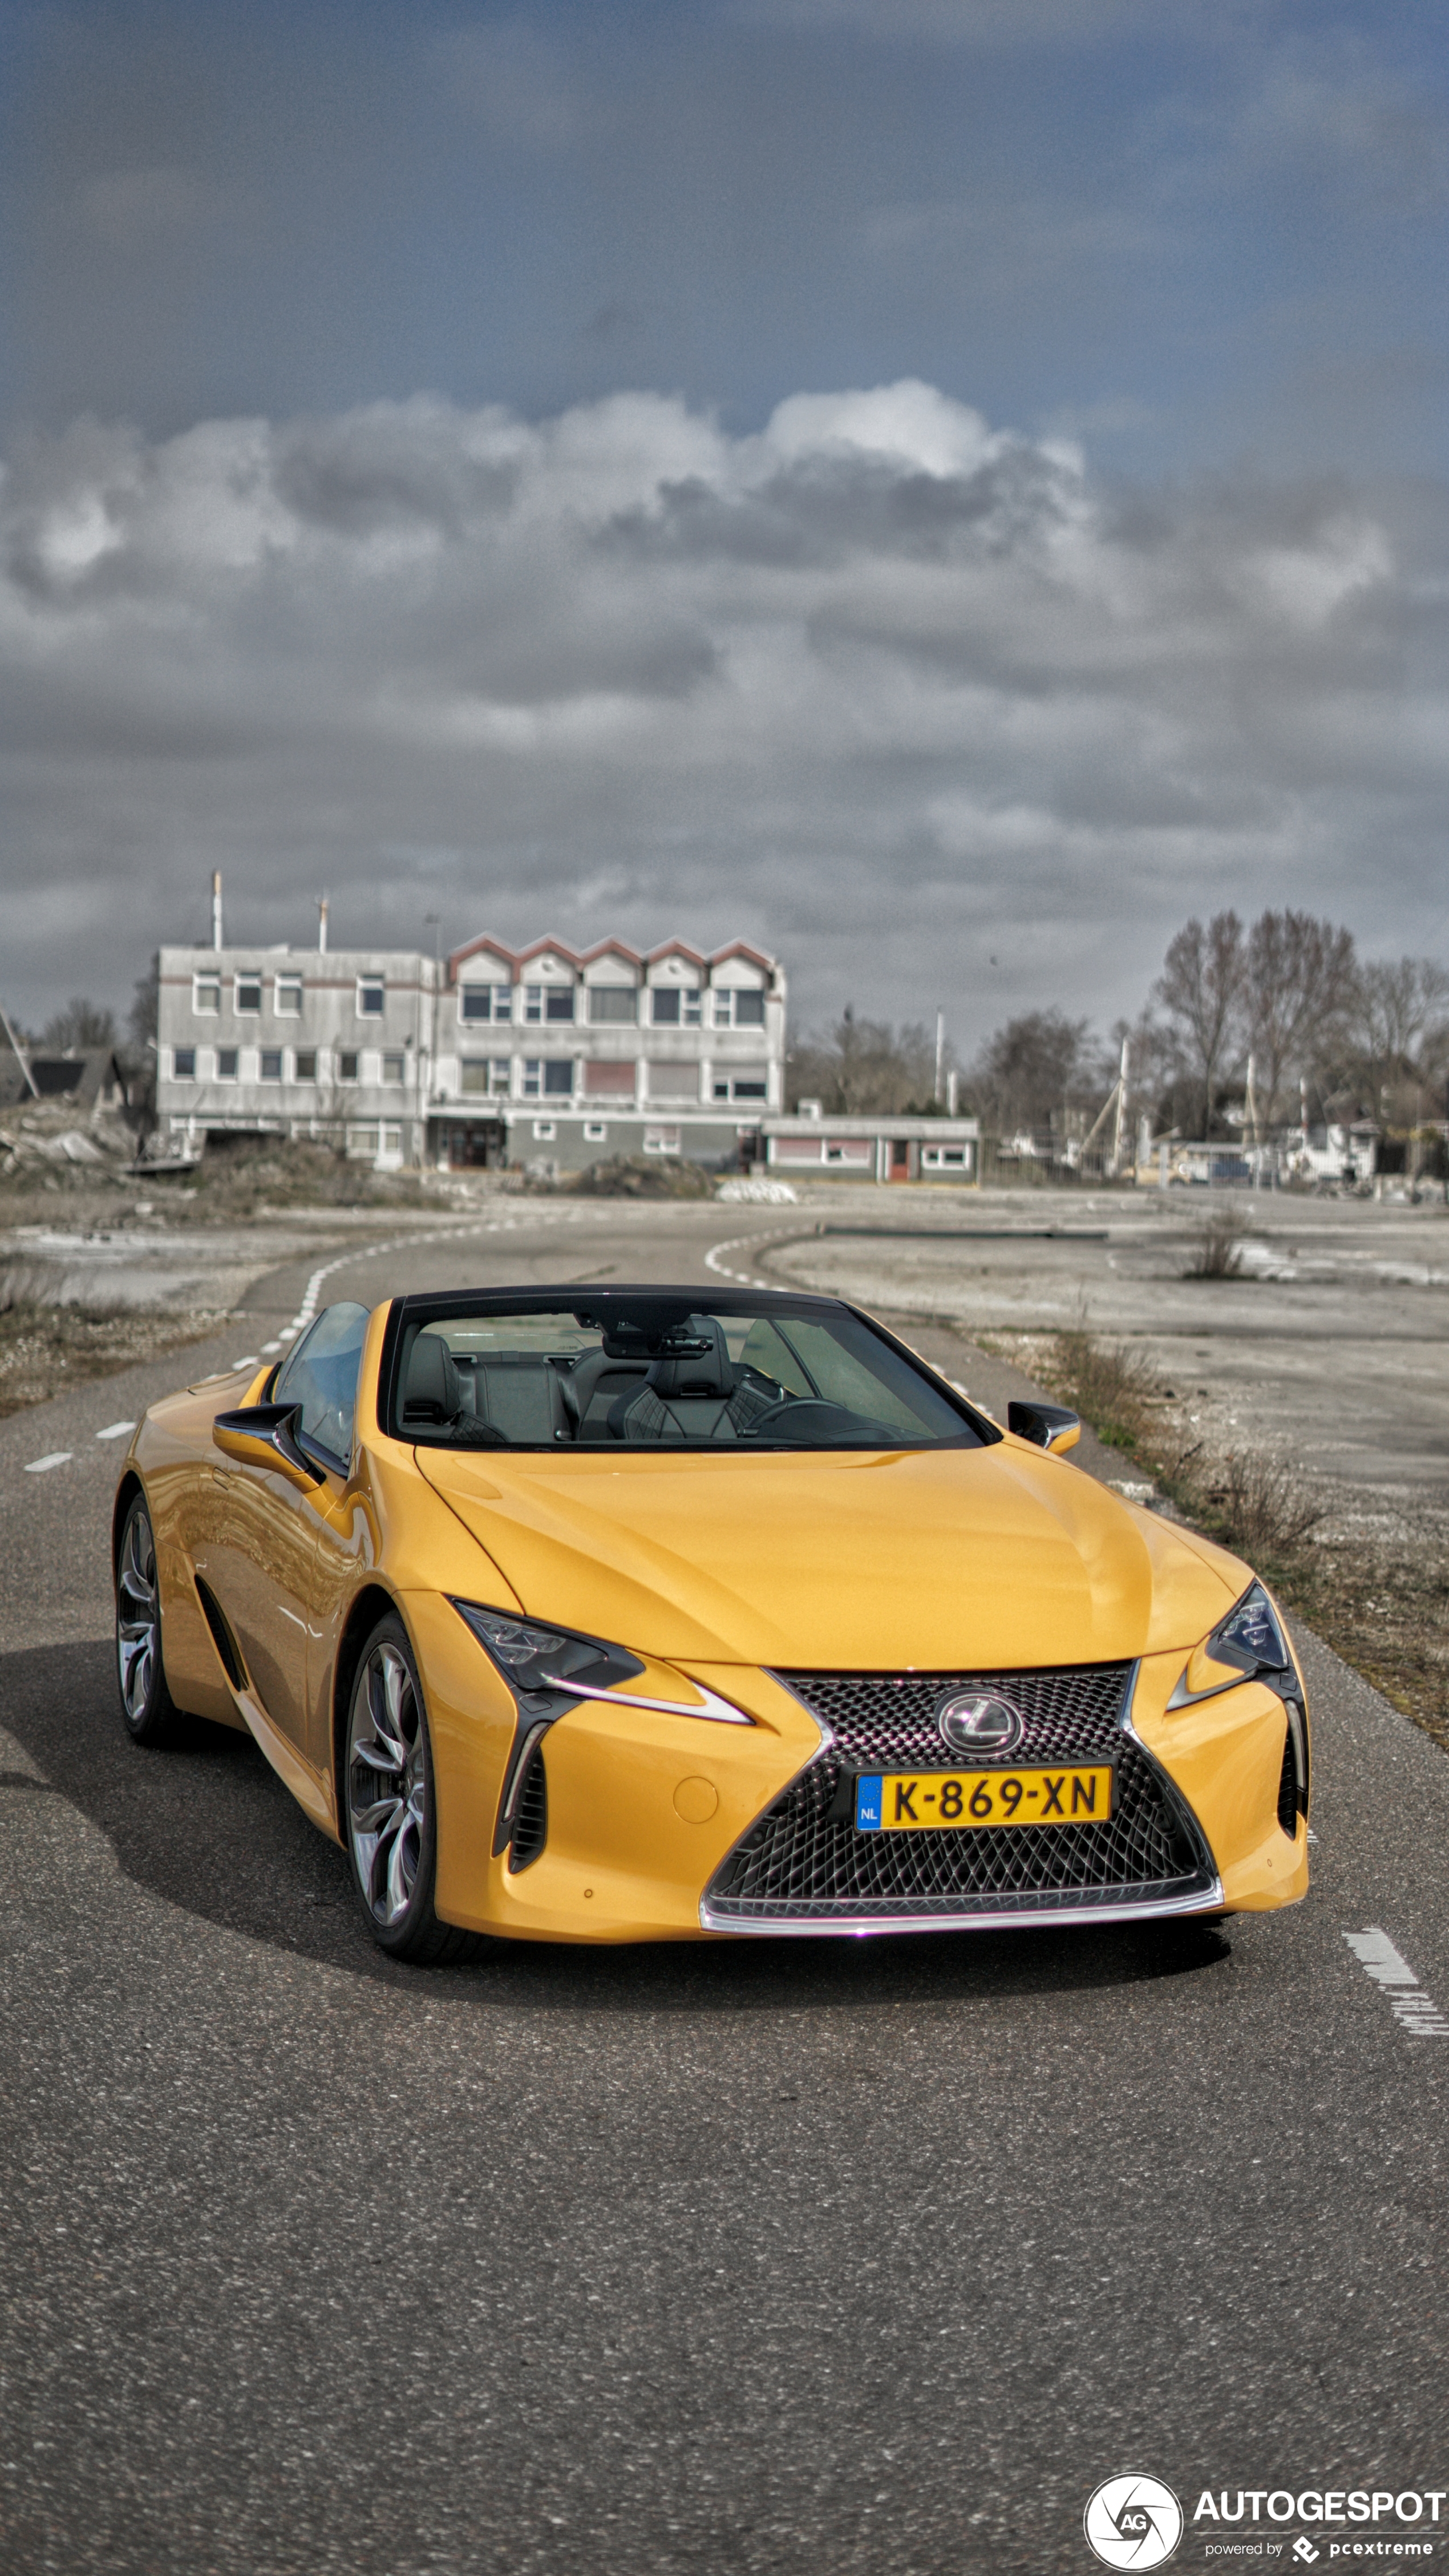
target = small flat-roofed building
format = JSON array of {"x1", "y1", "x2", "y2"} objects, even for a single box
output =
[{"x1": 762, "y1": 1111, "x2": 980, "y2": 1183}]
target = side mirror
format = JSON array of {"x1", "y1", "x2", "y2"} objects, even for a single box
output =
[
  {"x1": 1007, "y1": 1400, "x2": 1081, "y2": 1455},
  {"x1": 213, "y1": 1402, "x2": 326, "y2": 1489}
]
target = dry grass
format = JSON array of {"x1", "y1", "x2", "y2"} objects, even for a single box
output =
[
  {"x1": 1183, "y1": 1212, "x2": 1243, "y2": 1279},
  {"x1": 0, "y1": 1295, "x2": 225, "y2": 1421}
]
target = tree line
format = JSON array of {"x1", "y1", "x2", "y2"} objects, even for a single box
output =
[{"x1": 786, "y1": 911, "x2": 1449, "y2": 1143}]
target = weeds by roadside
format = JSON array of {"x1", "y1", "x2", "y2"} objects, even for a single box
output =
[
  {"x1": 977, "y1": 1319, "x2": 1448, "y2": 1755},
  {"x1": 0, "y1": 1296, "x2": 225, "y2": 1421},
  {"x1": 1183, "y1": 1212, "x2": 1243, "y2": 1279}
]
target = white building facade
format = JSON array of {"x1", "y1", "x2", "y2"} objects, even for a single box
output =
[{"x1": 155, "y1": 933, "x2": 786, "y2": 1172}]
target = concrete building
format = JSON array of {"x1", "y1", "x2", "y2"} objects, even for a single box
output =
[{"x1": 155, "y1": 930, "x2": 786, "y2": 1172}]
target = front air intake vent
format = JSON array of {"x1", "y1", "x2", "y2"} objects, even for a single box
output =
[{"x1": 508, "y1": 1746, "x2": 548, "y2": 1871}]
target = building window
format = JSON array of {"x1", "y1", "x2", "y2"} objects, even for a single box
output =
[
  {"x1": 460, "y1": 1059, "x2": 510, "y2": 1098},
  {"x1": 357, "y1": 977, "x2": 385, "y2": 1017},
  {"x1": 713, "y1": 1077, "x2": 767, "y2": 1103},
  {"x1": 194, "y1": 975, "x2": 220, "y2": 1014},
  {"x1": 583, "y1": 1060, "x2": 636, "y2": 1097},
  {"x1": 382, "y1": 1052, "x2": 406, "y2": 1084},
  {"x1": 543, "y1": 1059, "x2": 573, "y2": 1096},
  {"x1": 173, "y1": 1046, "x2": 196, "y2": 1080},
  {"x1": 588, "y1": 986, "x2": 637, "y2": 1024},
  {"x1": 460, "y1": 985, "x2": 511, "y2": 1023},
  {"x1": 922, "y1": 1144, "x2": 971, "y2": 1171},
  {"x1": 338, "y1": 1052, "x2": 359, "y2": 1083},
  {"x1": 236, "y1": 974, "x2": 262, "y2": 1014},
  {"x1": 523, "y1": 984, "x2": 575, "y2": 1024},
  {"x1": 643, "y1": 1125, "x2": 681, "y2": 1155},
  {"x1": 295, "y1": 1050, "x2": 317, "y2": 1082},
  {"x1": 650, "y1": 986, "x2": 702, "y2": 1027},
  {"x1": 532, "y1": 1120, "x2": 557, "y2": 1141},
  {"x1": 583, "y1": 1121, "x2": 608, "y2": 1142},
  {"x1": 276, "y1": 976, "x2": 302, "y2": 1016},
  {"x1": 713, "y1": 986, "x2": 766, "y2": 1029},
  {"x1": 217, "y1": 1048, "x2": 238, "y2": 1081},
  {"x1": 260, "y1": 1049, "x2": 283, "y2": 1081},
  {"x1": 345, "y1": 1123, "x2": 379, "y2": 1160}
]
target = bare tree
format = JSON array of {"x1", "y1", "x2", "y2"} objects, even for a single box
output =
[
  {"x1": 1244, "y1": 912, "x2": 1357, "y2": 1127},
  {"x1": 41, "y1": 996, "x2": 118, "y2": 1053},
  {"x1": 966, "y1": 1009, "x2": 1099, "y2": 1137},
  {"x1": 787, "y1": 1009, "x2": 953, "y2": 1114},
  {"x1": 1153, "y1": 912, "x2": 1246, "y2": 1136}
]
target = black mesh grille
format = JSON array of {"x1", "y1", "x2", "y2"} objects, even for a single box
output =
[
  {"x1": 508, "y1": 1748, "x2": 548, "y2": 1872},
  {"x1": 706, "y1": 1663, "x2": 1216, "y2": 1923},
  {"x1": 1277, "y1": 1717, "x2": 1298, "y2": 1837}
]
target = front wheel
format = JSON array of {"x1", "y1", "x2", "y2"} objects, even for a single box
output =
[
  {"x1": 115, "y1": 1492, "x2": 181, "y2": 1746},
  {"x1": 343, "y1": 1615, "x2": 480, "y2": 1964}
]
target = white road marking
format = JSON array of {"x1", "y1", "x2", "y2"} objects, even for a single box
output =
[
  {"x1": 25, "y1": 1452, "x2": 71, "y2": 1473},
  {"x1": 231, "y1": 1356, "x2": 259, "y2": 1372},
  {"x1": 259, "y1": 1341, "x2": 282, "y2": 1356},
  {"x1": 1343, "y1": 1928, "x2": 1449, "y2": 2037},
  {"x1": 95, "y1": 1421, "x2": 136, "y2": 1441}
]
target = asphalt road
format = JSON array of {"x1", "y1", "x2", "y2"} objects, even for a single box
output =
[{"x1": 2, "y1": 1200, "x2": 1446, "y2": 2576}]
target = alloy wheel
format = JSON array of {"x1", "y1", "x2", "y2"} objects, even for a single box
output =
[
  {"x1": 348, "y1": 1641, "x2": 427, "y2": 1927},
  {"x1": 117, "y1": 1503, "x2": 160, "y2": 1723}
]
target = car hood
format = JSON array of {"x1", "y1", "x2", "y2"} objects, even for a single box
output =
[{"x1": 415, "y1": 1441, "x2": 1245, "y2": 1670}]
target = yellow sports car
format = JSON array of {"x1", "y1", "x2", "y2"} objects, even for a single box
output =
[{"x1": 112, "y1": 1285, "x2": 1310, "y2": 1959}]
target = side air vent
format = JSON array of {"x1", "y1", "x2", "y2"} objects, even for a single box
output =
[
  {"x1": 1277, "y1": 1700, "x2": 1309, "y2": 1837},
  {"x1": 508, "y1": 1746, "x2": 548, "y2": 1872},
  {"x1": 195, "y1": 1576, "x2": 246, "y2": 1690}
]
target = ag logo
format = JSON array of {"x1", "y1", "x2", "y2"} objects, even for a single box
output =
[{"x1": 1083, "y1": 2474, "x2": 1183, "y2": 2569}]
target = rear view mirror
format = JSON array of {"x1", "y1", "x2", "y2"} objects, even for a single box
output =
[
  {"x1": 1007, "y1": 1400, "x2": 1081, "y2": 1455},
  {"x1": 213, "y1": 1402, "x2": 327, "y2": 1489}
]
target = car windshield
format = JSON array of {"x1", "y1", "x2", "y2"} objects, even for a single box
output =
[{"x1": 386, "y1": 1292, "x2": 991, "y2": 1451}]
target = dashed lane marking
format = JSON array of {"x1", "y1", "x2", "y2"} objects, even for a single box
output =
[
  {"x1": 95, "y1": 1421, "x2": 136, "y2": 1441},
  {"x1": 24, "y1": 1453, "x2": 72, "y2": 1474},
  {"x1": 1343, "y1": 1928, "x2": 1449, "y2": 2037},
  {"x1": 230, "y1": 1356, "x2": 259, "y2": 1372}
]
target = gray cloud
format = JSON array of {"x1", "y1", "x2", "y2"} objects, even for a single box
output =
[{"x1": 1, "y1": 379, "x2": 1444, "y2": 1038}]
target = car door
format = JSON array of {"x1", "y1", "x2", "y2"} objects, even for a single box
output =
[{"x1": 204, "y1": 1303, "x2": 371, "y2": 1764}]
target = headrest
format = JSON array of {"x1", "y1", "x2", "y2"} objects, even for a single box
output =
[
  {"x1": 650, "y1": 1315, "x2": 733, "y2": 1399},
  {"x1": 402, "y1": 1333, "x2": 460, "y2": 1424}
]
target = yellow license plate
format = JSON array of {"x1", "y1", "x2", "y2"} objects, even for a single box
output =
[{"x1": 855, "y1": 1766, "x2": 1114, "y2": 1831}]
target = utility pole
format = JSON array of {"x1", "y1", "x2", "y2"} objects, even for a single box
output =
[
  {"x1": 1245, "y1": 1049, "x2": 1259, "y2": 1189},
  {"x1": 1111, "y1": 1034, "x2": 1130, "y2": 1177},
  {"x1": 211, "y1": 870, "x2": 224, "y2": 951},
  {"x1": 0, "y1": 998, "x2": 39, "y2": 1098},
  {"x1": 317, "y1": 895, "x2": 329, "y2": 955},
  {"x1": 934, "y1": 1008, "x2": 945, "y2": 1107}
]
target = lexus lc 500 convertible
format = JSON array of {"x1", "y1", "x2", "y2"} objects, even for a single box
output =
[{"x1": 111, "y1": 1284, "x2": 1310, "y2": 1960}]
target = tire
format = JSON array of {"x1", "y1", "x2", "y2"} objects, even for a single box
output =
[
  {"x1": 115, "y1": 1491, "x2": 182, "y2": 1746},
  {"x1": 343, "y1": 1613, "x2": 480, "y2": 1964}
]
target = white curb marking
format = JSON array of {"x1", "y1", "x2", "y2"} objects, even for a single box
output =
[
  {"x1": 25, "y1": 1452, "x2": 72, "y2": 1473},
  {"x1": 95, "y1": 1421, "x2": 136, "y2": 1441},
  {"x1": 1343, "y1": 1928, "x2": 1449, "y2": 2037}
]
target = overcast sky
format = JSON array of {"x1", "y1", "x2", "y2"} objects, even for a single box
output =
[{"x1": 2, "y1": 0, "x2": 1446, "y2": 1045}]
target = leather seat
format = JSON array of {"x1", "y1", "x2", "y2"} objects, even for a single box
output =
[{"x1": 609, "y1": 1317, "x2": 740, "y2": 1442}]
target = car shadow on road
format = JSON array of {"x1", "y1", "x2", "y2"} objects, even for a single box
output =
[{"x1": 3, "y1": 1639, "x2": 1233, "y2": 2011}]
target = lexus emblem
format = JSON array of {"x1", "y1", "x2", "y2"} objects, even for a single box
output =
[{"x1": 937, "y1": 1691, "x2": 1023, "y2": 1757}]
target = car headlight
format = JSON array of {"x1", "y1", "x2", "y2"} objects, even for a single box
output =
[
  {"x1": 1207, "y1": 1580, "x2": 1291, "y2": 1677},
  {"x1": 451, "y1": 1599, "x2": 752, "y2": 1725},
  {"x1": 450, "y1": 1602, "x2": 643, "y2": 1698}
]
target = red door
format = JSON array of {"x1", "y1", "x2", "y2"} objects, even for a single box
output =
[{"x1": 889, "y1": 1139, "x2": 910, "y2": 1181}]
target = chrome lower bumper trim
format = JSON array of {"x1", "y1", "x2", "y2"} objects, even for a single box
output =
[{"x1": 699, "y1": 1877, "x2": 1225, "y2": 1938}]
